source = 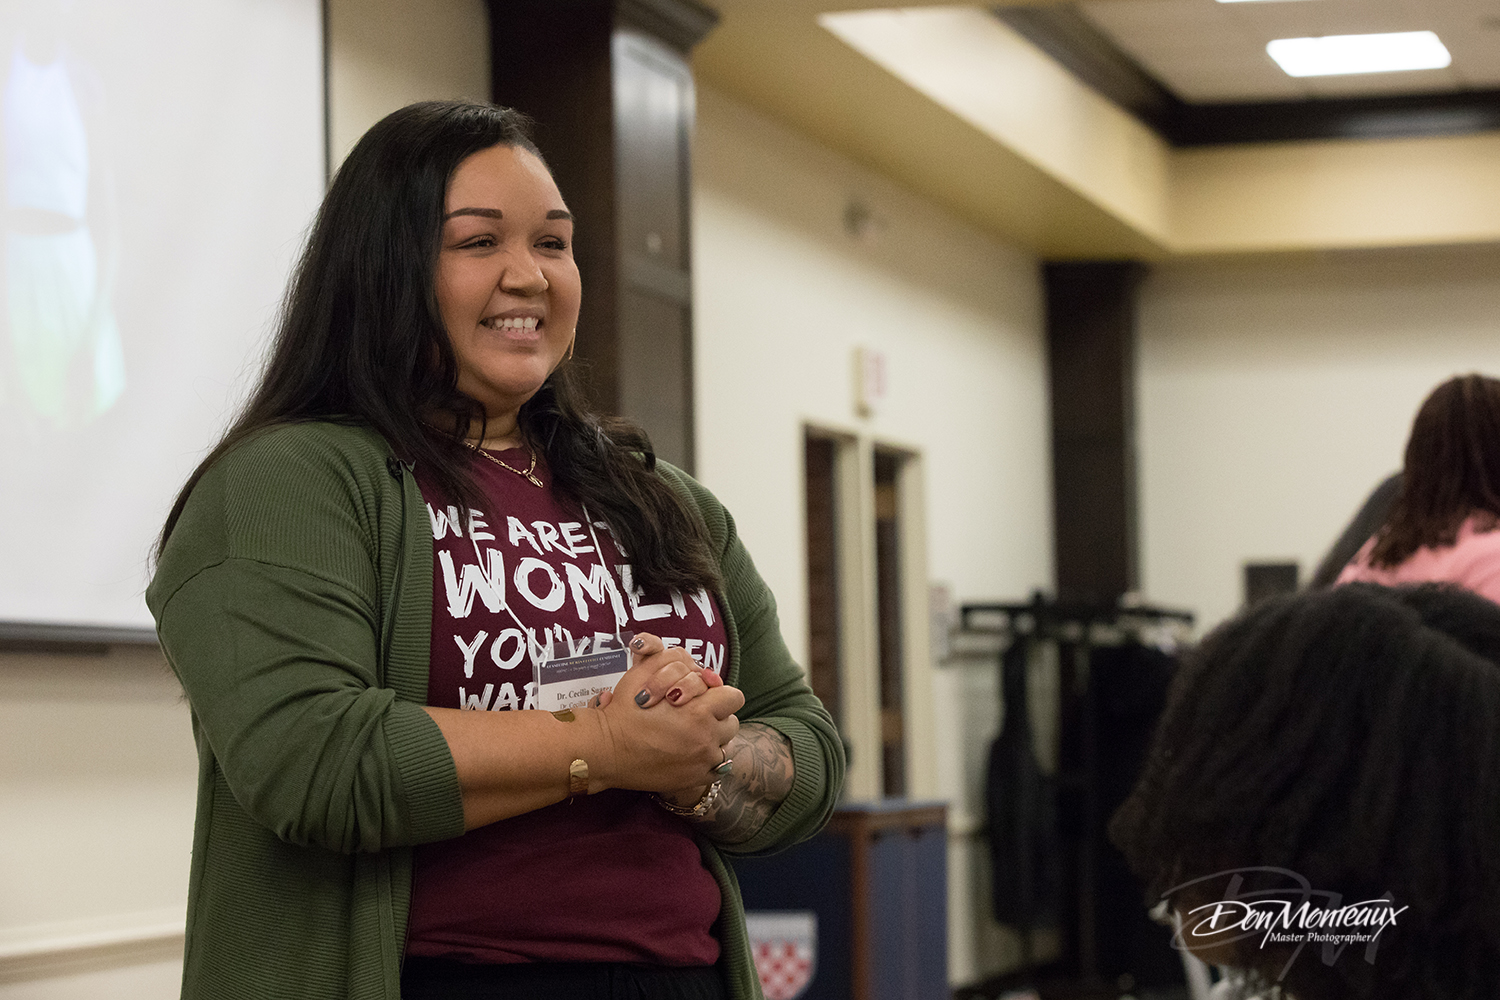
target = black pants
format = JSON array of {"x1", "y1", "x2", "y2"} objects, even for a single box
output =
[{"x1": 400, "y1": 958, "x2": 729, "y2": 1000}]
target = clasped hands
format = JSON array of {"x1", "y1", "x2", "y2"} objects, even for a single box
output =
[{"x1": 589, "y1": 632, "x2": 743, "y2": 804}]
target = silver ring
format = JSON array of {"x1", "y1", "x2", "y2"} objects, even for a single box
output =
[{"x1": 712, "y1": 746, "x2": 734, "y2": 776}]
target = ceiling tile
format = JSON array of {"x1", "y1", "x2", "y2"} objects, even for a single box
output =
[
  {"x1": 1458, "y1": 68, "x2": 1500, "y2": 86},
  {"x1": 1074, "y1": 0, "x2": 1499, "y2": 103},
  {"x1": 1449, "y1": 31, "x2": 1500, "y2": 84},
  {"x1": 1125, "y1": 34, "x2": 1256, "y2": 66},
  {"x1": 1301, "y1": 67, "x2": 1464, "y2": 97},
  {"x1": 1221, "y1": 3, "x2": 1339, "y2": 43},
  {"x1": 1240, "y1": 12, "x2": 1448, "y2": 43},
  {"x1": 1166, "y1": 71, "x2": 1307, "y2": 102},
  {"x1": 1079, "y1": 0, "x2": 1228, "y2": 35},
  {"x1": 1137, "y1": 48, "x2": 1280, "y2": 78}
]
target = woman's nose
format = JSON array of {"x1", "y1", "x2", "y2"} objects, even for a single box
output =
[{"x1": 500, "y1": 252, "x2": 548, "y2": 295}]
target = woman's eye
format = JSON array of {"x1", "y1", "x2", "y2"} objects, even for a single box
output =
[
  {"x1": 538, "y1": 237, "x2": 569, "y2": 251},
  {"x1": 461, "y1": 236, "x2": 496, "y2": 249}
]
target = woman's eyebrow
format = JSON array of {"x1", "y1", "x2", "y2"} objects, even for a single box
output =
[
  {"x1": 442, "y1": 208, "x2": 573, "y2": 222},
  {"x1": 444, "y1": 207, "x2": 502, "y2": 221}
]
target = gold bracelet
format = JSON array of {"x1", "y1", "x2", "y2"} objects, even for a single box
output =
[
  {"x1": 653, "y1": 779, "x2": 721, "y2": 819},
  {"x1": 568, "y1": 759, "x2": 589, "y2": 800}
]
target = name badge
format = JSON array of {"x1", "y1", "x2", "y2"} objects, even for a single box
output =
[{"x1": 533, "y1": 633, "x2": 634, "y2": 712}]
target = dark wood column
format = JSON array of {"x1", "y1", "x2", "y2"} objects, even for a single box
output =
[
  {"x1": 1045, "y1": 262, "x2": 1147, "y2": 605},
  {"x1": 487, "y1": 0, "x2": 716, "y2": 472}
]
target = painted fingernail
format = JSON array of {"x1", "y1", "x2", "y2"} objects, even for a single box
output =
[
  {"x1": 630, "y1": 637, "x2": 646, "y2": 651},
  {"x1": 667, "y1": 687, "x2": 684, "y2": 704},
  {"x1": 634, "y1": 690, "x2": 650, "y2": 707}
]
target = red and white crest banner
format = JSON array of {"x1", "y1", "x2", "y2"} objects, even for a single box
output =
[{"x1": 746, "y1": 910, "x2": 817, "y2": 1000}]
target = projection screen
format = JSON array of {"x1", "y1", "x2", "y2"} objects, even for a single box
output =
[{"x1": 0, "y1": 0, "x2": 324, "y2": 634}]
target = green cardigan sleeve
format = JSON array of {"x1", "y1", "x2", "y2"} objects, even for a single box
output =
[
  {"x1": 656, "y1": 462, "x2": 846, "y2": 856},
  {"x1": 147, "y1": 423, "x2": 466, "y2": 854}
]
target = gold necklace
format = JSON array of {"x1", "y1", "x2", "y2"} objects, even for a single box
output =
[
  {"x1": 421, "y1": 420, "x2": 546, "y2": 488},
  {"x1": 472, "y1": 442, "x2": 545, "y2": 488}
]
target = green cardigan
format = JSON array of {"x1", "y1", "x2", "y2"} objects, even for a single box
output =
[{"x1": 147, "y1": 421, "x2": 844, "y2": 1000}]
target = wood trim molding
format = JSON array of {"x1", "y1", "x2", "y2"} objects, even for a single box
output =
[
  {"x1": 1169, "y1": 91, "x2": 1500, "y2": 147},
  {"x1": 0, "y1": 910, "x2": 185, "y2": 983}
]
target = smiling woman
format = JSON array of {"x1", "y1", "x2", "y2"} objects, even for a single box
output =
[
  {"x1": 145, "y1": 101, "x2": 843, "y2": 1000},
  {"x1": 436, "y1": 145, "x2": 580, "y2": 432}
]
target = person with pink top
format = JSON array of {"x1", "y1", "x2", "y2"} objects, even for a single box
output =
[{"x1": 1338, "y1": 373, "x2": 1500, "y2": 605}]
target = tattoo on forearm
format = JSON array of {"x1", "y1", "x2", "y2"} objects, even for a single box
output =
[{"x1": 696, "y1": 722, "x2": 795, "y2": 845}]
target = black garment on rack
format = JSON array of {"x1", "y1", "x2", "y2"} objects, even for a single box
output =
[
  {"x1": 986, "y1": 634, "x2": 1063, "y2": 931},
  {"x1": 967, "y1": 597, "x2": 1191, "y2": 991},
  {"x1": 1090, "y1": 640, "x2": 1181, "y2": 989}
]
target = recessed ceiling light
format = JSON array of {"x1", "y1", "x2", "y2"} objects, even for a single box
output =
[{"x1": 1267, "y1": 31, "x2": 1452, "y2": 77}]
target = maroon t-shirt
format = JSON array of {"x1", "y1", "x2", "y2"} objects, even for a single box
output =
[{"x1": 405, "y1": 448, "x2": 728, "y2": 966}]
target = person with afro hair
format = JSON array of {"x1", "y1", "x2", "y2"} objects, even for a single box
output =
[{"x1": 1110, "y1": 582, "x2": 1500, "y2": 1000}]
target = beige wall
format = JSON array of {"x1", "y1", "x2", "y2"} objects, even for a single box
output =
[
  {"x1": 0, "y1": 647, "x2": 192, "y2": 997},
  {"x1": 819, "y1": 8, "x2": 1171, "y2": 246},
  {"x1": 693, "y1": 85, "x2": 1054, "y2": 984},
  {"x1": 1172, "y1": 132, "x2": 1500, "y2": 254},
  {"x1": 1137, "y1": 244, "x2": 1500, "y2": 632},
  {"x1": 326, "y1": 0, "x2": 491, "y2": 169},
  {"x1": 0, "y1": 2, "x2": 490, "y2": 997}
]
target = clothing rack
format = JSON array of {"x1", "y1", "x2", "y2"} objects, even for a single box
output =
[
  {"x1": 961, "y1": 593, "x2": 1193, "y2": 994},
  {"x1": 961, "y1": 592, "x2": 1194, "y2": 638}
]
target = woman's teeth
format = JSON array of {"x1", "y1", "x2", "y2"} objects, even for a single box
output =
[{"x1": 483, "y1": 316, "x2": 539, "y2": 331}]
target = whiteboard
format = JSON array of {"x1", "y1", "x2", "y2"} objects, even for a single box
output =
[{"x1": 0, "y1": 0, "x2": 324, "y2": 633}]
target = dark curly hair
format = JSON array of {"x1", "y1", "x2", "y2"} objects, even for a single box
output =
[
  {"x1": 1110, "y1": 583, "x2": 1500, "y2": 999},
  {"x1": 1369, "y1": 373, "x2": 1500, "y2": 569},
  {"x1": 157, "y1": 101, "x2": 718, "y2": 593}
]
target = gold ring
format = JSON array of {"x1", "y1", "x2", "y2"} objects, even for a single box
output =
[{"x1": 712, "y1": 746, "x2": 734, "y2": 776}]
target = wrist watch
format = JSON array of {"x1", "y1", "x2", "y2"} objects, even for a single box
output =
[{"x1": 653, "y1": 779, "x2": 721, "y2": 818}]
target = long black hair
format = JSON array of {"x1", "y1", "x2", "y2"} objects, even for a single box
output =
[
  {"x1": 1110, "y1": 583, "x2": 1500, "y2": 999},
  {"x1": 157, "y1": 100, "x2": 719, "y2": 593},
  {"x1": 1369, "y1": 373, "x2": 1500, "y2": 568}
]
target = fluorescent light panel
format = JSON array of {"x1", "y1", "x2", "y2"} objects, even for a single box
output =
[{"x1": 1267, "y1": 31, "x2": 1451, "y2": 77}]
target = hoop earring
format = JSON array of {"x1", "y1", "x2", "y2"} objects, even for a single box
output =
[{"x1": 566, "y1": 332, "x2": 576, "y2": 362}]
